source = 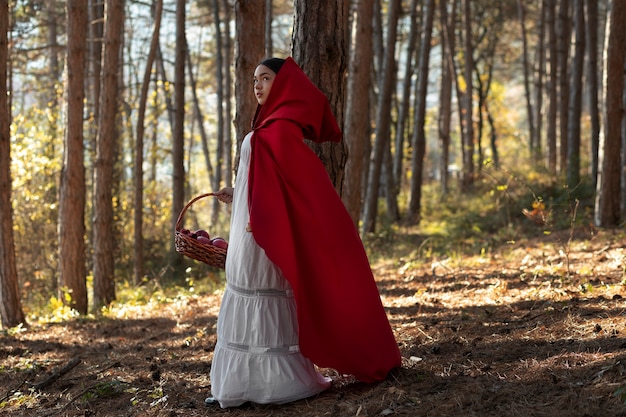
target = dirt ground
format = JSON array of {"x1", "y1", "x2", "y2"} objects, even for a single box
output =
[{"x1": 1, "y1": 229, "x2": 625, "y2": 417}]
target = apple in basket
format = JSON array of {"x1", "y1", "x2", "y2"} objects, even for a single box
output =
[
  {"x1": 195, "y1": 229, "x2": 210, "y2": 239},
  {"x1": 211, "y1": 237, "x2": 228, "y2": 249},
  {"x1": 196, "y1": 235, "x2": 211, "y2": 245}
]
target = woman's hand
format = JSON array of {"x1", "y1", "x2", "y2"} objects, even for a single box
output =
[{"x1": 214, "y1": 187, "x2": 234, "y2": 204}]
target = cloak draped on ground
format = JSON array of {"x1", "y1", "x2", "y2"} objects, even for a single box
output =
[{"x1": 247, "y1": 57, "x2": 401, "y2": 382}]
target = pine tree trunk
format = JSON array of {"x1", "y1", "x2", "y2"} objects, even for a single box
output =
[
  {"x1": 361, "y1": 0, "x2": 400, "y2": 234},
  {"x1": 134, "y1": 0, "x2": 163, "y2": 285},
  {"x1": 93, "y1": 0, "x2": 123, "y2": 309},
  {"x1": 407, "y1": 0, "x2": 435, "y2": 225},
  {"x1": 234, "y1": 0, "x2": 265, "y2": 175},
  {"x1": 343, "y1": 0, "x2": 374, "y2": 226},
  {"x1": 58, "y1": 0, "x2": 88, "y2": 314},
  {"x1": 594, "y1": 0, "x2": 626, "y2": 227},
  {"x1": 0, "y1": 0, "x2": 26, "y2": 328},
  {"x1": 461, "y1": 0, "x2": 475, "y2": 190},
  {"x1": 566, "y1": 0, "x2": 584, "y2": 191},
  {"x1": 292, "y1": 0, "x2": 349, "y2": 192}
]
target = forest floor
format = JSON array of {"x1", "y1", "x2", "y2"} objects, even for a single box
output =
[{"x1": 1, "y1": 227, "x2": 626, "y2": 417}]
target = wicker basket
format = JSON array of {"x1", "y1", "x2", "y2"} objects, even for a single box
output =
[{"x1": 175, "y1": 193, "x2": 227, "y2": 269}]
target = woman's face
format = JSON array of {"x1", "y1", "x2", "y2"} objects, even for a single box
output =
[{"x1": 253, "y1": 64, "x2": 277, "y2": 105}]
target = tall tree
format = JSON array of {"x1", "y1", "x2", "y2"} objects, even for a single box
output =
[
  {"x1": 439, "y1": 0, "x2": 458, "y2": 195},
  {"x1": 407, "y1": 0, "x2": 435, "y2": 225},
  {"x1": 292, "y1": 0, "x2": 349, "y2": 191},
  {"x1": 171, "y1": 0, "x2": 187, "y2": 280},
  {"x1": 222, "y1": 0, "x2": 233, "y2": 188},
  {"x1": 212, "y1": 0, "x2": 225, "y2": 222},
  {"x1": 566, "y1": 0, "x2": 584, "y2": 191},
  {"x1": 343, "y1": 0, "x2": 374, "y2": 226},
  {"x1": 362, "y1": 0, "x2": 400, "y2": 234},
  {"x1": 58, "y1": 0, "x2": 88, "y2": 314},
  {"x1": 532, "y1": 0, "x2": 546, "y2": 161},
  {"x1": 594, "y1": 0, "x2": 625, "y2": 227},
  {"x1": 557, "y1": 0, "x2": 571, "y2": 173},
  {"x1": 517, "y1": 0, "x2": 535, "y2": 155},
  {"x1": 93, "y1": 0, "x2": 124, "y2": 309},
  {"x1": 586, "y1": 0, "x2": 600, "y2": 188},
  {"x1": 546, "y1": 0, "x2": 558, "y2": 173},
  {"x1": 0, "y1": 0, "x2": 26, "y2": 328},
  {"x1": 460, "y1": 0, "x2": 475, "y2": 190},
  {"x1": 134, "y1": 0, "x2": 163, "y2": 285},
  {"x1": 233, "y1": 0, "x2": 265, "y2": 174},
  {"x1": 393, "y1": 0, "x2": 419, "y2": 196}
]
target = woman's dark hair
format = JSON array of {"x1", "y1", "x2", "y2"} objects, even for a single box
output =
[{"x1": 260, "y1": 58, "x2": 285, "y2": 75}]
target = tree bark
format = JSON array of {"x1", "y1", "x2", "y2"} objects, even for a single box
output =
[
  {"x1": 211, "y1": 0, "x2": 225, "y2": 223},
  {"x1": 170, "y1": 0, "x2": 187, "y2": 280},
  {"x1": 439, "y1": 0, "x2": 457, "y2": 195},
  {"x1": 546, "y1": 0, "x2": 558, "y2": 173},
  {"x1": 532, "y1": 0, "x2": 546, "y2": 161},
  {"x1": 134, "y1": 0, "x2": 163, "y2": 285},
  {"x1": 362, "y1": 0, "x2": 400, "y2": 234},
  {"x1": 343, "y1": 0, "x2": 374, "y2": 226},
  {"x1": 393, "y1": 0, "x2": 419, "y2": 197},
  {"x1": 93, "y1": 0, "x2": 124, "y2": 309},
  {"x1": 292, "y1": 0, "x2": 349, "y2": 192},
  {"x1": 557, "y1": 0, "x2": 571, "y2": 174},
  {"x1": 594, "y1": 0, "x2": 625, "y2": 227},
  {"x1": 407, "y1": 0, "x2": 435, "y2": 225},
  {"x1": 460, "y1": 0, "x2": 475, "y2": 190},
  {"x1": 586, "y1": 0, "x2": 600, "y2": 188},
  {"x1": 517, "y1": 0, "x2": 535, "y2": 156},
  {"x1": 58, "y1": 0, "x2": 88, "y2": 314},
  {"x1": 566, "y1": 0, "x2": 584, "y2": 192},
  {"x1": 234, "y1": 0, "x2": 265, "y2": 175},
  {"x1": 0, "y1": 0, "x2": 26, "y2": 328}
]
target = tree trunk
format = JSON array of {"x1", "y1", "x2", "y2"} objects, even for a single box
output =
[
  {"x1": 58, "y1": 0, "x2": 88, "y2": 314},
  {"x1": 546, "y1": 0, "x2": 558, "y2": 174},
  {"x1": 343, "y1": 0, "x2": 374, "y2": 226},
  {"x1": 211, "y1": 0, "x2": 225, "y2": 223},
  {"x1": 594, "y1": 0, "x2": 625, "y2": 227},
  {"x1": 407, "y1": 0, "x2": 435, "y2": 225},
  {"x1": 517, "y1": 0, "x2": 535, "y2": 156},
  {"x1": 222, "y1": 0, "x2": 233, "y2": 188},
  {"x1": 439, "y1": 0, "x2": 457, "y2": 195},
  {"x1": 93, "y1": 0, "x2": 123, "y2": 309},
  {"x1": 566, "y1": 0, "x2": 584, "y2": 192},
  {"x1": 461, "y1": 0, "x2": 475, "y2": 190},
  {"x1": 557, "y1": 0, "x2": 571, "y2": 174},
  {"x1": 393, "y1": 0, "x2": 419, "y2": 196},
  {"x1": 265, "y1": 0, "x2": 273, "y2": 55},
  {"x1": 292, "y1": 0, "x2": 349, "y2": 192},
  {"x1": 0, "y1": 0, "x2": 26, "y2": 328},
  {"x1": 134, "y1": 0, "x2": 163, "y2": 285},
  {"x1": 586, "y1": 0, "x2": 600, "y2": 188},
  {"x1": 234, "y1": 0, "x2": 265, "y2": 175},
  {"x1": 362, "y1": 0, "x2": 400, "y2": 234},
  {"x1": 170, "y1": 0, "x2": 187, "y2": 280},
  {"x1": 532, "y1": 0, "x2": 546, "y2": 161}
]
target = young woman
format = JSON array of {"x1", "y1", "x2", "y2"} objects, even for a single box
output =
[{"x1": 207, "y1": 57, "x2": 401, "y2": 408}]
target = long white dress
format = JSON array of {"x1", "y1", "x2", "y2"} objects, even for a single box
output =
[{"x1": 209, "y1": 133, "x2": 331, "y2": 408}]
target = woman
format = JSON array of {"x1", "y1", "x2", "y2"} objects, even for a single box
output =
[{"x1": 207, "y1": 57, "x2": 401, "y2": 408}]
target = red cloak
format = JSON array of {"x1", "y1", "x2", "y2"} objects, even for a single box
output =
[{"x1": 248, "y1": 57, "x2": 401, "y2": 382}]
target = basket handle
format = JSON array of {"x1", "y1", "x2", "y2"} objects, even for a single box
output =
[{"x1": 175, "y1": 193, "x2": 216, "y2": 231}]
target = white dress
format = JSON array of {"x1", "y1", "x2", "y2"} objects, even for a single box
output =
[{"x1": 209, "y1": 132, "x2": 331, "y2": 408}]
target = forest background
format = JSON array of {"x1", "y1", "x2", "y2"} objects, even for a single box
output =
[{"x1": 0, "y1": 0, "x2": 625, "y2": 331}]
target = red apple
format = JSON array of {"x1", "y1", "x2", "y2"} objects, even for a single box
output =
[
  {"x1": 197, "y1": 235, "x2": 211, "y2": 245},
  {"x1": 195, "y1": 229, "x2": 210, "y2": 239},
  {"x1": 180, "y1": 228, "x2": 191, "y2": 235},
  {"x1": 211, "y1": 237, "x2": 228, "y2": 249}
]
